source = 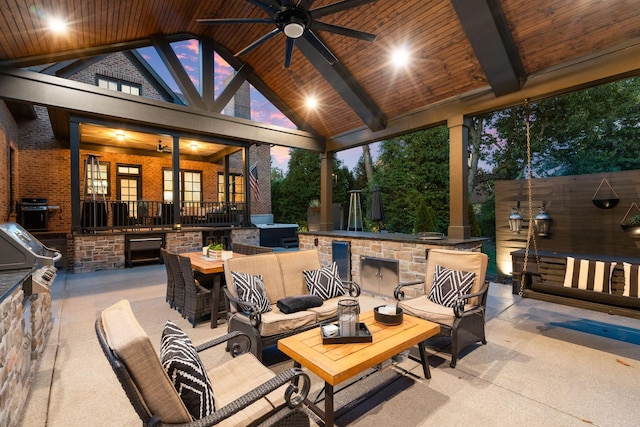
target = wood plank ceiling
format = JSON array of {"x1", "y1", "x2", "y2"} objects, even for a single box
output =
[{"x1": 0, "y1": 0, "x2": 639, "y2": 151}]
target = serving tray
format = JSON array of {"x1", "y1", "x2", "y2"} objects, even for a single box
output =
[{"x1": 321, "y1": 322, "x2": 372, "y2": 344}]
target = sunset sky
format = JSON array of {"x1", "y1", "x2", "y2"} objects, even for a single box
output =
[{"x1": 138, "y1": 39, "x2": 372, "y2": 172}]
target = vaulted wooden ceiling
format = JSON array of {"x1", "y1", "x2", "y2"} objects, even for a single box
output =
[{"x1": 0, "y1": 0, "x2": 639, "y2": 153}]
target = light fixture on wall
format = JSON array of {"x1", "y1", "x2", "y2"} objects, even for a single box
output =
[
  {"x1": 509, "y1": 207, "x2": 523, "y2": 234},
  {"x1": 190, "y1": 141, "x2": 198, "y2": 151},
  {"x1": 534, "y1": 206, "x2": 551, "y2": 237},
  {"x1": 115, "y1": 132, "x2": 125, "y2": 141}
]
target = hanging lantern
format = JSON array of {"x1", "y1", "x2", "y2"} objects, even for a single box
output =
[
  {"x1": 534, "y1": 207, "x2": 551, "y2": 237},
  {"x1": 509, "y1": 208, "x2": 523, "y2": 234}
]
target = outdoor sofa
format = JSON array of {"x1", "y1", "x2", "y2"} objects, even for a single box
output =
[{"x1": 223, "y1": 249, "x2": 380, "y2": 361}]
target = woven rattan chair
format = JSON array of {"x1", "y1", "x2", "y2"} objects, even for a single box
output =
[
  {"x1": 96, "y1": 299, "x2": 310, "y2": 427},
  {"x1": 394, "y1": 248, "x2": 489, "y2": 368},
  {"x1": 160, "y1": 248, "x2": 176, "y2": 309},
  {"x1": 163, "y1": 250, "x2": 186, "y2": 315},
  {"x1": 178, "y1": 254, "x2": 213, "y2": 327}
]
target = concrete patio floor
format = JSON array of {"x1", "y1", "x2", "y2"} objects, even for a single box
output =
[{"x1": 18, "y1": 264, "x2": 640, "y2": 426}]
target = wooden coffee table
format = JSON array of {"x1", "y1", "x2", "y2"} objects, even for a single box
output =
[{"x1": 278, "y1": 310, "x2": 440, "y2": 426}]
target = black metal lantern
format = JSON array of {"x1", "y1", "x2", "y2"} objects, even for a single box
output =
[
  {"x1": 534, "y1": 207, "x2": 551, "y2": 237},
  {"x1": 508, "y1": 208, "x2": 523, "y2": 234}
]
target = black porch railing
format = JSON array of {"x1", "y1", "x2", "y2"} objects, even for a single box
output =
[{"x1": 80, "y1": 200, "x2": 245, "y2": 233}]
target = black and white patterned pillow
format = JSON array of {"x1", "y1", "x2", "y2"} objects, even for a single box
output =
[
  {"x1": 160, "y1": 321, "x2": 215, "y2": 420},
  {"x1": 231, "y1": 271, "x2": 272, "y2": 314},
  {"x1": 428, "y1": 264, "x2": 475, "y2": 308},
  {"x1": 303, "y1": 262, "x2": 346, "y2": 300}
]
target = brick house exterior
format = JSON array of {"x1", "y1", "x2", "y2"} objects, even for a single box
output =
[{"x1": 0, "y1": 51, "x2": 273, "y2": 270}]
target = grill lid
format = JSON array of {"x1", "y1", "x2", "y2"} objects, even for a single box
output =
[{"x1": 0, "y1": 222, "x2": 61, "y2": 271}]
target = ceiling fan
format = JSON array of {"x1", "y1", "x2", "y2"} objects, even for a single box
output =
[
  {"x1": 157, "y1": 141, "x2": 171, "y2": 153},
  {"x1": 197, "y1": 0, "x2": 378, "y2": 68}
]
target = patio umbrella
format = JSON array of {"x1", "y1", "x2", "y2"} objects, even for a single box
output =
[{"x1": 371, "y1": 184, "x2": 385, "y2": 230}]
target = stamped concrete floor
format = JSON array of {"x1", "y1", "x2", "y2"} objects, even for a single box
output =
[{"x1": 19, "y1": 264, "x2": 640, "y2": 426}]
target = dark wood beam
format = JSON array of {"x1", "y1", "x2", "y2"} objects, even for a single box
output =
[
  {"x1": 151, "y1": 34, "x2": 207, "y2": 110},
  {"x1": 213, "y1": 42, "x2": 320, "y2": 136},
  {"x1": 0, "y1": 68, "x2": 324, "y2": 151},
  {"x1": 450, "y1": 0, "x2": 525, "y2": 96},
  {"x1": 212, "y1": 64, "x2": 252, "y2": 114},
  {"x1": 0, "y1": 34, "x2": 193, "y2": 69},
  {"x1": 296, "y1": 35, "x2": 387, "y2": 132},
  {"x1": 124, "y1": 50, "x2": 184, "y2": 104}
]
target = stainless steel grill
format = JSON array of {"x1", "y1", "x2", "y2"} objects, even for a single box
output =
[
  {"x1": 0, "y1": 222, "x2": 61, "y2": 293},
  {"x1": 19, "y1": 197, "x2": 48, "y2": 231}
]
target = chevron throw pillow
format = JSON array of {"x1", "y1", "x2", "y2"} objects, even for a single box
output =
[
  {"x1": 428, "y1": 264, "x2": 475, "y2": 308},
  {"x1": 231, "y1": 271, "x2": 272, "y2": 314},
  {"x1": 160, "y1": 321, "x2": 215, "y2": 420},
  {"x1": 303, "y1": 262, "x2": 346, "y2": 300}
]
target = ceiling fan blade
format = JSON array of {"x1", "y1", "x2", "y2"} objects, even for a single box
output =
[
  {"x1": 310, "y1": 0, "x2": 378, "y2": 20},
  {"x1": 284, "y1": 37, "x2": 295, "y2": 68},
  {"x1": 297, "y1": 0, "x2": 315, "y2": 11},
  {"x1": 303, "y1": 30, "x2": 338, "y2": 64},
  {"x1": 246, "y1": 0, "x2": 277, "y2": 15},
  {"x1": 312, "y1": 21, "x2": 377, "y2": 42},
  {"x1": 281, "y1": 0, "x2": 295, "y2": 7},
  {"x1": 197, "y1": 18, "x2": 273, "y2": 24},
  {"x1": 235, "y1": 28, "x2": 282, "y2": 57}
]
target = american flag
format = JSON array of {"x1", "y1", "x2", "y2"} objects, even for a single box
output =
[{"x1": 249, "y1": 163, "x2": 260, "y2": 201}]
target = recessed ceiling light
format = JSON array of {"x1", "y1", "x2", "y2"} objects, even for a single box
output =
[
  {"x1": 48, "y1": 17, "x2": 67, "y2": 33},
  {"x1": 306, "y1": 96, "x2": 318, "y2": 109},
  {"x1": 391, "y1": 46, "x2": 410, "y2": 68}
]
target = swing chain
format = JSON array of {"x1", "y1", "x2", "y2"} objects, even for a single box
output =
[{"x1": 519, "y1": 99, "x2": 540, "y2": 296}]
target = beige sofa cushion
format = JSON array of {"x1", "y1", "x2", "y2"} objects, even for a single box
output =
[
  {"x1": 209, "y1": 353, "x2": 287, "y2": 427},
  {"x1": 277, "y1": 250, "x2": 321, "y2": 296},
  {"x1": 231, "y1": 305, "x2": 318, "y2": 337},
  {"x1": 225, "y1": 253, "x2": 285, "y2": 307},
  {"x1": 101, "y1": 300, "x2": 191, "y2": 423}
]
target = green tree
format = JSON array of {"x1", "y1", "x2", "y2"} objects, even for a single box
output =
[
  {"x1": 487, "y1": 78, "x2": 640, "y2": 180},
  {"x1": 374, "y1": 126, "x2": 450, "y2": 234},
  {"x1": 271, "y1": 149, "x2": 354, "y2": 226}
]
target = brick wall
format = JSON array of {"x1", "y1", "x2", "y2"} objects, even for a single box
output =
[
  {"x1": 0, "y1": 101, "x2": 19, "y2": 222},
  {"x1": 70, "y1": 51, "x2": 166, "y2": 102}
]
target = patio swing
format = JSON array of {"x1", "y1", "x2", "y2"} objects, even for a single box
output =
[{"x1": 517, "y1": 99, "x2": 542, "y2": 296}]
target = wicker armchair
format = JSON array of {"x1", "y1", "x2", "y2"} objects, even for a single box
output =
[
  {"x1": 178, "y1": 254, "x2": 213, "y2": 327},
  {"x1": 96, "y1": 300, "x2": 310, "y2": 427},
  {"x1": 160, "y1": 248, "x2": 176, "y2": 309},
  {"x1": 163, "y1": 249, "x2": 186, "y2": 315},
  {"x1": 394, "y1": 248, "x2": 489, "y2": 368}
]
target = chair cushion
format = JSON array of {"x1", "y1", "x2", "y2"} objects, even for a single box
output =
[
  {"x1": 622, "y1": 262, "x2": 640, "y2": 297},
  {"x1": 101, "y1": 300, "x2": 191, "y2": 423},
  {"x1": 564, "y1": 257, "x2": 615, "y2": 292},
  {"x1": 428, "y1": 264, "x2": 475, "y2": 308},
  {"x1": 209, "y1": 353, "x2": 287, "y2": 427},
  {"x1": 232, "y1": 271, "x2": 272, "y2": 314},
  {"x1": 398, "y1": 296, "x2": 458, "y2": 326},
  {"x1": 303, "y1": 262, "x2": 346, "y2": 300},
  {"x1": 160, "y1": 321, "x2": 215, "y2": 420},
  {"x1": 277, "y1": 295, "x2": 323, "y2": 314}
]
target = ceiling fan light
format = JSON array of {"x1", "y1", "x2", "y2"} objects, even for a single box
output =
[{"x1": 284, "y1": 21, "x2": 304, "y2": 38}]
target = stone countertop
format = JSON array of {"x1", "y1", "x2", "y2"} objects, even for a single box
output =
[
  {"x1": 0, "y1": 269, "x2": 31, "y2": 302},
  {"x1": 299, "y1": 230, "x2": 488, "y2": 246}
]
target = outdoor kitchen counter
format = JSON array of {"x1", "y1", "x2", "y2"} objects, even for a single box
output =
[
  {"x1": 0, "y1": 268, "x2": 31, "y2": 302},
  {"x1": 300, "y1": 230, "x2": 487, "y2": 247},
  {"x1": 299, "y1": 231, "x2": 487, "y2": 296}
]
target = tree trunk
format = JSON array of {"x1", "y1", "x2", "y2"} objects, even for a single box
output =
[{"x1": 362, "y1": 144, "x2": 374, "y2": 184}]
